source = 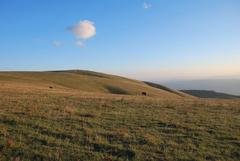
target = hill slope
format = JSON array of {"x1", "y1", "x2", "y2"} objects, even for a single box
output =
[
  {"x1": 0, "y1": 70, "x2": 187, "y2": 99},
  {"x1": 0, "y1": 70, "x2": 239, "y2": 161}
]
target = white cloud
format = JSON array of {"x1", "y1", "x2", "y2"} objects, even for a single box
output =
[
  {"x1": 143, "y1": 2, "x2": 152, "y2": 9},
  {"x1": 69, "y1": 20, "x2": 96, "y2": 39},
  {"x1": 53, "y1": 41, "x2": 62, "y2": 47},
  {"x1": 75, "y1": 40, "x2": 85, "y2": 48}
]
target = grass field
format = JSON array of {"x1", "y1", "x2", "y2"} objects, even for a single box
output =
[{"x1": 0, "y1": 71, "x2": 239, "y2": 161}]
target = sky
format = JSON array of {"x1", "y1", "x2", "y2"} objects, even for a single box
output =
[{"x1": 0, "y1": 0, "x2": 240, "y2": 81}]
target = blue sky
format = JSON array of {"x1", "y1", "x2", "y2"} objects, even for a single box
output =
[{"x1": 0, "y1": 0, "x2": 240, "y2": 80}]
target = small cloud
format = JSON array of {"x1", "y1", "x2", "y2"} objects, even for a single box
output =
[
  {"x1": 75, "y1": 40, "x2": 85, "y2": 48},
  {"x1": 53, "y1": 41, "x2": 62, "y2": 47},
  {"x1": 143, "y1": 2, "x2": 152, "y2": 9},
  {"x1": 69, "y1": 20, "x2": 96, "y2": 39}
]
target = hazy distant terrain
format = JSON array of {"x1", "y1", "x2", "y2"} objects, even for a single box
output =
[
  {"x1": 0, "y1": 71, "x2": 239, "y2": 161},
  {"x1": 163, "y1": 79, "x2": 240, "y2": 95},
  {"x1": 181, "y1": 90, "x2": 240, "y2": 99}
]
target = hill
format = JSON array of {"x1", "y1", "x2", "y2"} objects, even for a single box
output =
[
  {"x1": 144, "y1": 81, "x2": 187, "y2": 97},
  {"x1": 0, "y1": 70, "x2": 188, "y2": 99},
  {"x1": 181, "y1": 90, "x2": 240, "y2": 99},
  {"x1": 0, "y1": 70, "x2": 239, "y2": 161}
]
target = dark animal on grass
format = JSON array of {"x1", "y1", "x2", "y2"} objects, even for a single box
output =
[
  {"x1": 49, "y1": 86, "x2": 53, "y2": 89},
  {"x1": 142, "y1": 92, "x2": 147, "y2": 96}
]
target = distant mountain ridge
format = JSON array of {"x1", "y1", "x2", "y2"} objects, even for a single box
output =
[
  {"x1": 163, "y1": 79, "x2": 240, "y2": 95},
  {"x1": 181, "y1": 90, "x2": 240, "y2": 99}
]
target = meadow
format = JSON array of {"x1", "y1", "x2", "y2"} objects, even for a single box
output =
[{"x1": 0, "y1": 71, "x2": 239, "y2": 161}]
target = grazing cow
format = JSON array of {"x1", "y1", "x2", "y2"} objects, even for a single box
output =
[
  {"x1": 49, "y1": 86, "x2": 53, "y2": 89},
  {"x1": 142, "y1": 92, "x2": 147, "y2": 96}
]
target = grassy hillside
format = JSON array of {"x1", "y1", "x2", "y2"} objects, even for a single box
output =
[
  {"x1": 0, "y1": 70, "x2": 187, "y2": 99},
  {"x1": 144, "y1": 81, "x2": 187, "y2": 97},
  {"x1": 0, "y1": 71, "x2": 239, "y2": 161}
]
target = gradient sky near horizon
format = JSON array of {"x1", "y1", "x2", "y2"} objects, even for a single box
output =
[{"x1": 0, "y1": 0, "x2": 240, "y2": 81}]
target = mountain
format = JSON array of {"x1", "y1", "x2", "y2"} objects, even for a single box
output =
[
  {"x1": 0, "y1": 70, "x2": 188, "y2": 99},
  {"x1": 181, "y1": 90, "x2": 240, "y2": 99},
  {"x1": 163, "y1": 79, "x2": 240, "y2": 95}
]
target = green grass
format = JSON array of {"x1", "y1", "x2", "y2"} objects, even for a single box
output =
[
  {"x1": 0, "y1": 89, "x2": 239, "y2": 161},
  {"x1": 0, "y1": 71, "x2": 239, "y2": 160}
]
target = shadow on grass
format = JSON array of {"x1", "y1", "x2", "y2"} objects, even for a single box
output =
[
  {"x1": 105, "y1": 85, "x2": 129, "y2": 95},
  {"x1": 91, "y1": 142, "x2": 135, "y2": 160}
]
